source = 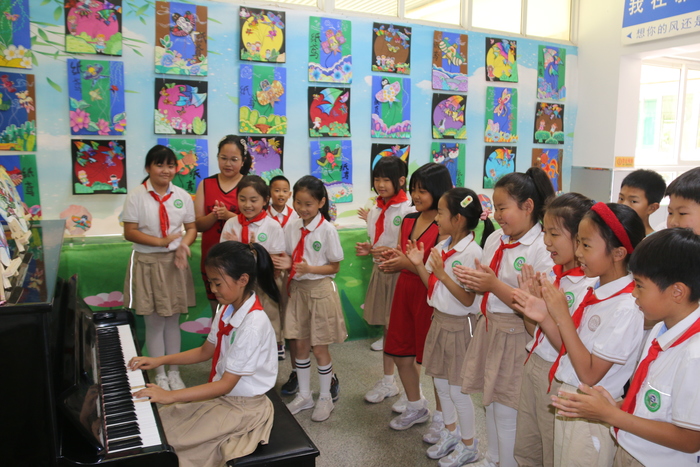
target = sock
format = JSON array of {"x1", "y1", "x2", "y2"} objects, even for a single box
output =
[
  {"x1": 433, "y1": 410, "x2": 443, "y2": 422},
  {"x1": 295, "y1": 358, "x2": 311, "y2": 398},
  {"x1": 407, "y1": 398, "x2": 425, "y2": 411},
  {"x1": 383, "y1": 374, "x2": 395, "y2": 384},
  {"x1": 318, "y1": 362, "x2": 333, "y2": 398}
]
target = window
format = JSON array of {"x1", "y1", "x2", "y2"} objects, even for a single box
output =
[
  {"x1": 405, "y1": 0, "x2": 461, "y2": 26},
  {"x1": 471, "y1": 0, "x2": 521, "y2": 34},
  {"x1": 525, "y1": 0, "x2": 571, "y2": 41}
]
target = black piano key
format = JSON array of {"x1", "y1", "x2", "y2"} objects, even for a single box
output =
[
  {"x1": 105, "y1": 412, "x2": 137, "y2": 424},
  {"x1": 108, "y1": 436, "x2": 143, "y2": 451},
  {"x1": 107, "y1": 422, "x2": 140, "y2": 439}
]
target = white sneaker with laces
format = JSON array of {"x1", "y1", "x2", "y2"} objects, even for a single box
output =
[
  {"x1": 155, "y1": 373, "x2": 171, "y2": 391},
  {"x1": 286, "y1": 394, "x2": 315, "y2": 415},
  {"x1": 389, "y1": 407, "x2": 430, "y2": 430},
  {"x1": 167, "y1": 370, "x2": 186, "y2": 390},
  {"x1": 370, "y1": 337, "x2": 384, "y2": 351},
  {"x1": 423, "y1": 411, "x2": 445, "y2": 443},
  {"x1": 364, "y1": 378, "x2": 400, "y2": 403},
  {"x1": 311, "y1": 395, "x2": 334, "y2": 422},
  {"x1": 391, "y1": 391, "x2": 408, "y2": 413},
  {"x1": 427, "y1": 428, "x2": 460, "y2": 459},
  {"x1": 438, "y1": 439, "x2": 480, "y2": 467}
]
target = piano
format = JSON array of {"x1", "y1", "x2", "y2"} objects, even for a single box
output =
[{"x1": 0, "y1": 221, "x2": 178, "y2": 466}]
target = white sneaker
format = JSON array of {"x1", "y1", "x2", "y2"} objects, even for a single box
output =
[
  {"x1": 391, "y1": 391, "x2": 408, "y2": 413},
  {"x1": 155, "y1": 374, "x2": 170, "y2": 391},
  {"x1": 365, "y1": 378, "x2": 400, "y2": 403},
  {"x1": 167, "y1": 370, "x2": 186, "y2": 390},
  {"x1": 427, "y1": 428, "x2": 460, "y2": 459},
  {"x1": 389, "y1": 407, "x2": 430, "y2": 430},
  {"x1": 423, "y1": 411, "x2": 445, "y2": 443},
  {"x1": 286, "y1": 393, "x2": 315, "y2": 415},
  {"x1": 311, "y1": 395, "x2": 334, "y2": 422},
  {"x1": 438, "y1": 439, "x2": 480, "y2": 467},
  {"x1": 370, "y1": 337, "x2": 384, "y2": 351}
]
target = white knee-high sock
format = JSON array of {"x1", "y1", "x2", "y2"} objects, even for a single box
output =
[
  {"x1": 295, "y1": 358, "x2": 312, "y2": 398},
  {"x1": 144, "y1": 313, "x2": 167, "y2": 377},
  {"x1": 318, "y1": 362, "x2": 333, "y2": 398},
  {"x1": 163, "y1": 315, "x2": 181, "y2": 371}
]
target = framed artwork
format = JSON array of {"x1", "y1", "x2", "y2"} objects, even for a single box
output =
[
  {"x1": 371, "y1": 23, "x2": 411, "y2": 74},
  {"x1": 309, "y1": 87, "x2": 350, "y2": 137},
  {"x1": 532, "y1": 148, "x2": 563, "y2": 192},
  {"x1": 308, "y1": 16, "x2": 352, "y2": 84},
  {"x1": 0, "y1": 165, "x2": 28, "y2": 232},
  {"x1": 485, "y1": 86, "x2": 517, "y2": 143},
  {"x1": 485, "y1": 37, "x2": 517, "y2": 82},
  {"x1": 483, "y1": 146, "x2": 516, "y2": 189},
  {"x1": 432, "y1": 93, "x2": 466, "y2": 139},
  {"x1": 371, "y1": 76, "x2": 410, "y2": 139},
  {"x1": 239, "y1": 7, "x2": 285, "y2": 63},
  {"x1": 432, "y1": 31, "x2": 468, "y2": 92},
  {"x1": 155, "y1": 1, "x2": 207, "y2": 76},
  {"x1": 533, "y1": 102, "x2": 564, "y2": 144},
  {"x1": 0, "y1": 0, "x2": 32, "y2": 68},
  {"x1": 310, "y1": 140, "x2": 352, "y2": 203},
  {"x1": 71, "y1": 139, "x2": 127, "y2": 194},
  {"x1": 537, "y1": 45, "x2": 566, "y2": 100},
  {"x1": 68, "y1": 59, "x2": 126, "y2": 136},
  {"x1": 0, "y1": 72, "x2": 36, "y2": 151},
  {"x1": 157, "y1": 138, "x2": 208, "y2": 196},
  {"x1": 0, "y1": 154, "x2": 40, "y2": 220},
  {"x1": 370, "y1": 143, "x2": 409, "y2": 179},
  {"x1": 154, "y1": 78, "x2": 207, "y2": 135},
  {"x1": 65, "y1": 0, "x2": 122, "y2": 55},
  {"x1": 431, "y1": 142, "x2": 464, "y2": 187},
  {"x1": 246, "y1": 136, "x2": 284, "y2": 183},
  {"x1": 239, "y1": 64, "x2": 286, "y2": 135}
]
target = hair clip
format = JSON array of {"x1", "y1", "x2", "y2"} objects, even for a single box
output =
[
  {"x1": 460, "y1": 195, "x2": 473, "y2": 208},
  {"x1": 239, "y1": 138, "x2": 249, "y2": 152}
]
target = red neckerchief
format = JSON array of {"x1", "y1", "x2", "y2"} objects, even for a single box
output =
[
  {"x1": 143, "y1": 181, "x2": 173, "y2": 238},
  {"x1": 238, "y1": 211, "x2": 267, "y2": 244},
  {"x1": 480, "y1": 239, "x2": 521, "y2": 330},
  {"x1": 374, "y1": 191, "x2": 408, "y2": 245},
  {"x1": 287, "y1": 216, "x2": 325, "y2": 290},
  {"x1": 270, "y1": 206, "x2": 292, "y2": 228}
]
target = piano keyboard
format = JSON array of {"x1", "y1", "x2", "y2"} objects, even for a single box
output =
[{"x1": 97, "y1": 325, "x2": 163, "y2": 453}]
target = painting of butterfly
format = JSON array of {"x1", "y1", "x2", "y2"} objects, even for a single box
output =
[
  {"x1": 0, "y1": 154, "x2": 40, "y2": 221},
  {"x1": 431, "y1": 142, "x2": 465, "y2": 187},
  {"x1": 68, "y1": 59, "x2": 126, "y2": 136},
  {"x1": 533, "y1": 102, "x2": 564, "y2": 145},
  {"x1": 372, "y1": 23, "x2": 411, "y2": 75},
  {"x1": 308, "y1": 17, "x2": 352, "y2": 84},
  {"x1": 0, "y1": 72, "x2": 36, "y2": 151},
  {"x1": 246, "y1": 136, "x2": 284, "y2": 183},
  {"x1": 154, "y1": 78, "x2": 207, "y2": 135},
  {"x1": 239, "y1": 7, "x2": 285, "y2": 63},
  {"x1": 239, "y1": 64, "x2": 287, "y2": 135},
  {"x1": 370, "y1": 143, "x2": 409, "y2": 179},
  {"x1": 308, "y1": 87, "x2": 350, "y2": 137},
  {"x1": 532, "y1": 148, "x2": 563, "y2": 192},
  {"x1": 71, "y1": 139, "x2": 127, "y2": 195},
  {"x1": 65, "y1": 0, "x2": 122, "y2": 55},
  {"x1": 371, "y1": 76, "x2": 410, "y2": 139},
  {"x1": 484, "y1": 86, "x2": 517, "y2": 143},
  {"x1": 537, "y1": 45, "x2": 566, "y2": 100},
  {"x1": 485, "y1": 37, "x2": 517, "y2": 82},
  {"x1": 157, "y1": 138, "x2": 208, "y2": 197},
  {"x1": 432, "y1": 31, "x2": 468, "y2": 92},
  {"x1": 310, "y1": 140, "x2": 352, "y2": 203},
  {"x1": 155, "y1": 1, "x2": 208, "y2": 76},
  {"x1": 483, "y1": 146, "x2": 516, "y2": 189},
  {"x1": 0, "y1": 0, "x2": 32, "y2": 69},
  {"x1": 432, "y1": 94, "x2": 466, "y2": 139}
]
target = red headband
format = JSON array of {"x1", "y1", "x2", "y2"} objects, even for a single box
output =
[{"x1": 591, "y1": 202, "x2": 634, "y2": 254}]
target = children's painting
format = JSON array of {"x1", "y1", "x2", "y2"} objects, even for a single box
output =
[
  {"x1": 239, "y1": 65, "x2": 286, "y2": 135},
  {"x1": 310, "y1": 140, "x2": 352, "y2": 203},
  {"x1": 0, "y1": 165, "x2": 28, "y2": 231},
  {"x1": 485, "y1": 86, "x2": 517, "y2": 143},
  {"x1": 156, "y1": 138, "x2": 208, "y2": 197},
  {"x1": 0, "y1": 154, "x2": 40, "y2": 220},
  {"x1": 154, "y1": 78, "x2": 207, "y2": 135},
  {"x1": 65, "y1": 0, "x2": 122, "y2": 56},
  {"x1": 532, "y1": 148, "x2": 563, "y2": 192},
  {"x1": 533, "y1": 102, "x2": 564, "y2": 144},
  {"x1": 537, "y1": 45, "x2": 566, "y2": 100},
  {"x1": 0, "y1": 72, "x2": 36, "y2": 151},
  {"x1": 309, "y1": 87, "x2": 350, "y2": 137},
  {"x1": 371, "y1": 76, "x2": 410, "y2": 139},
  {"x1": 432, "y1": 31, "x2": 467, "y2": 92},
  {"x1": 68, "y1": 59, "x2": 126, "y2": 136},
  {"x1": 309, "y1": 16, "x2": 351, "y2": 84},
  {"x1": 485, "y1": 37, "x2": 517, "y2": 82},
  {"x1": 0, "y1": 0, "x2": 32, "y2": 68},
  {"x1": 371, "y1": 23, "x2": 411, "y2": 74},
  {"x1": 71, "y1": 139, "x2": 127, "y2": 195},
  {"x1": 483, "y1": 146, "x2": 516, "y2": 189},
  {"x1": 431, "y1": 142, "x2": 464, "y2": 187},
  {"x1": 246, "y1": 136, "x2": 284, "y2": 183},
  {"x1": 239, "y1": 7, "x2": 285, "y2": 63},
  {"x1": 155, "y1": 1, "x2": 207, "y2": 76},
  {"x1": 432, "y1": 94, "x2": 466, "y2": 139},
  {"x1": 60, "y1": 204, "x2": 93, "y2": 236},
  {"x1": 370, "y1": 143, "x2": 409, "y2": 179}
]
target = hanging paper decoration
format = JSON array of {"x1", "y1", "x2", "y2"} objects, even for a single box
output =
[
  {"x1": 432, "y1": 31, "x2": 468, "y2": 92},
  {"x1": 533, "y1": 102, "x2": 564, "y2": 144},
  {"x1": 308, "y1": 86, "x2": 350, "y2": 137},
  {"x1": 431, "y1": 142, "x2": 464, "y2": 187},
  {"x1": 371, "y1": 23, "x2": 411, "y2": 74},
  {"x1": 157, "y1": 138, "x2": 208, "y2": 197},
  {"x1": 483, "y1": 146, "x2": 516, "y2": 189},
  {"x1": 485, "y1": 37, "x2": 517, "y2": 82},
  {"x1": 370, "y1": 143, "x2": 409, "y2": 179},
  {"x1": 65, "y1": 0, "x2": 122, "y2": 56},
  {"x1": 532, "y1": 148, "x2": 563, "y2": 192},
  {"x1": 154, "y1": 78, "x2": 207, "y2": 135},
  {"x1": 309, "y1": 16, "x2": 352, "y2": 84},
  {"x1": 239, "y1": 7, "x2": 285, "y2": 63},
  {"x1": 239, "y1": 64, "x2": 286, "y2": 135},
  {"x1": 0, "y1": 154, "x2": 40, "y2": 220},
  {"x1": 0, "y1": 0, "x2": 32, "y2": 69},
  {"x1": 310, "y1": 140, "x2": 352, "y2": 203},
  {"x1": 60, "y1": 204, "x2": 93, "y2": 236},
  {"x1": 484, "y1": 86, "x2": 517, "y2": 143},
  {"x1": 0, "y1": 72, "x2": 36, "y2": 151},
  {"x1": 155, "y1": 1, "x2": 207, "y2": 76},
  {"x1": 371, "y1": 76, "x2": 410, "y2": 139},
  {"x1": 68, "y1": 59, "x2": 126, "y2": 136},
  {"x1": 537, "y1": 45, "x2": 566, "y2": 100},
  {"x1": 432, "y1": 93, "x2": 466, "y2": 139},
  {"x1": 246, "y1": 136, "x2": 284, "y2": 183},
  {"x1": 71, "y1": 139, "x2": 127, "y2": 195}
]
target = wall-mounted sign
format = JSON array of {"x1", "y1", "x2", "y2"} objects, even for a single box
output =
[{"x1": 622, "y1": 0, "x2": 700, "y2": 44}]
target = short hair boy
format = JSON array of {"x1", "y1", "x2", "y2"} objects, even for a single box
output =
[
  {"x1": 618, "y1": 169, "x2": 666, "y2": 236},
  {"x1": 665, "y1": 167, "x2": 700, "y2": 235}
]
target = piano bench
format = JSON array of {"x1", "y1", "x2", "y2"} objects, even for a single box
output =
[{"x1": 227, "y1": 389, "x2": 319, "y2": 467}]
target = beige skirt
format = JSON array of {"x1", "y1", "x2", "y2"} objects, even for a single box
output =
[
  {"x1": 613, "y1": 446, "x2": 644, "y2": 467},
  {"x1": 284, "y1": 278, "x2": 348, "y2": 346},
  {"x1": 423, "y1": 310, "x2": 476, "y2": 386},
  {"x1": 255, "y1": 284, "x2": 282, "y2": 343},
  {"x1": 123, "y1": 250, "x2": 195, "y2": 316},
  {"x1": 274, "y1": 271, "x2": 289, "y2": 328},
  {"x1": 159, "y1": 393, "x2": 274, "y2": 467},
  {"x1": 461, "y1": 312, "x2": 528, "y2": 409},
  {"x1": 363, "y1": 263, "x2": 400, "y2": 326}
]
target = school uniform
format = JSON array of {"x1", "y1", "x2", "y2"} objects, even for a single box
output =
[
  {"x1": 267, "y1": 205, "x2": 298, "y2": 332},
  {"x1": 268, "y1": 205, "x2": 299, "y2": 231},
  {"x1": 122, "y1": 181, "x2": 195, "y2": 315},
  {"x1": 615, "y1": 307, "x2": 700, "y2": 467},
  {"x1": 159, "y1": 293, "x2": 277, "y2": 467}
]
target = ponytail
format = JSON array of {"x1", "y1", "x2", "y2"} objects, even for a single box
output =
[
  {"x1": 251, "y1": 243, "x2": 280, "y2": 304},
  {"x1": 495, "y1": 167, "x2": 555, "y2": 224}
]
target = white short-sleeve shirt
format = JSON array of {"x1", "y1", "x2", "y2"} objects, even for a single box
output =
[
  {"x1": 268, "y1": 205, "x2": 299, "y2": 232},
  {"x1": 426, "y1": 234, "x2": 482, "y2": 317},
  {"x1": 366, "y1": 199, "x2": 414, "y2": 262},
  {"x1": 480, "y1": 224, "x2": 555, "y2": 314},
  {"x1": 617, "y1": 307, "x2": 700, "y2": 466},
  {"x1": 284, "y1": 213, "x2": 344, "y2": 280},
  {"x1": 555, "y1": 274, "x2": 644, "y2": 399},
  {"x1": 122, "y1": 181, "x2": 195, "y2": 254},
  {"x1": 220, "y1": 213, "x2": 285, "y2": 254},
  {"x1": 206, "y1": 293, "x2": 278, "y2": 397}
]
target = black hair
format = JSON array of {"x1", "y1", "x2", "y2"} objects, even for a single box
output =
[
  {"x1": 217, "y1": 135, "x2": 252, "y2": 176},
  {"x1": 621, "y1": 169, "x2": 667, "y2": 205},
  {"x1": 372, "y1": 156, "x2": 408, "y2": 194},
  {"x1": 141, "y1": 144, "x2": 177, "y2": 183},
  {"x1": 665, "y1": 167, "x2": 700, "y2": 204},
  {"x1": 495, "y1": 167, "x2": 555, "y2": 223},
  {"x1": 269, "y1": 175, "x2": 290, "y2": 187},
  {"x1": 629, "y1": 228, "x2": 700, "y2": 302},
  {"x1": 441, "y1": 187, "x2": 495, "y2": 248},
  {"x1": 205, "y1": 241, "x2": 280, "y2": 304},
  {"x1": 544, "y1": 192, "x2": 594, "y2": 238},
  {"x1": 583, "y1": 203, "x2": 645, "y2": 265},
  {"x1": 237, "y1": 175, "x2": 270, "y2": 209},
  {"x1": 409, "y1": 162, "x2": 453, "y2": 211},
  {"x1": 293, "y1": 175, "x2": 331, "y2": 221}
]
